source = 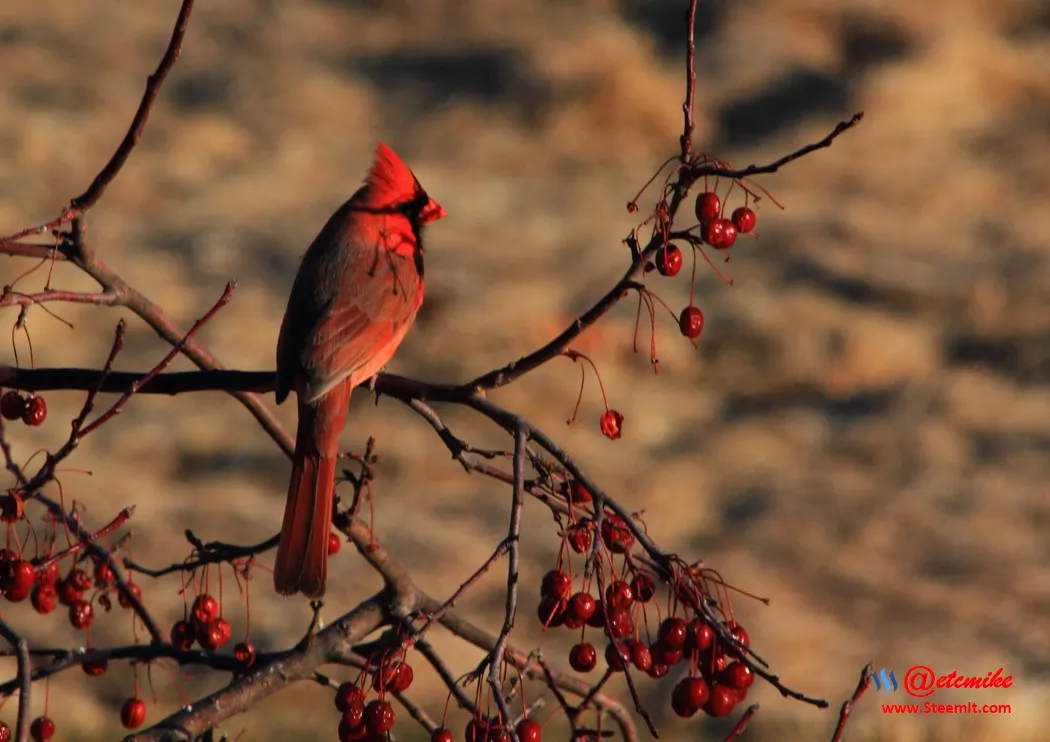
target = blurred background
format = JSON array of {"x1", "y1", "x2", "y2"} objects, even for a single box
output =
[{"x1": 2, "y1": 0, "x2": 1049, "y2": 739}]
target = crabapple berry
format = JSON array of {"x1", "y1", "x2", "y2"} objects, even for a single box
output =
[
  {"x1": 199, "y1": 618, "x2": 231, "y2": 650},
  {"x1": 541, "y1": 569, "x2": 571, "y2": 601},
  {"x1": 30, "y1": 716, "x2": 55, "y2": 742},
  {"x1": 364, "y1": 699, "x2": 396, "y2": 734},
  {"x1": 69, "y1": 599, "x2": 94, "y2": 630},
  {"x1": 658, "y1": 617, "x2": 688, "y2": 649},
  {"x1": 702, "y1": 218, "x2": 727, "y2": 248},
  {"x1": 719, "y1": 219, "x2": 738, "y2": 249},
  {"x1": 629, "y1": 640, "x2": 652, "y2": 672},
  {"x1": 630, "y1": 573, "x2": 655, "y2": 603},
  {"x1": 678, "y1": 306, "x2": 704, "y2": 339},
  {"x1": 605, "y1": 580, "x2": 633, "y2": 611},
  {"x1": 586, "y1": 598, "x2": 606, "y2": 628},
  {"x1": 686, "y1": 618, "x2": 714, "y2": 652},
  {"x1": 391, "y1": 661, "x2": 413, "y2": 691},
  {"x1": 120, "y1": 698, "x2": 147, "y2": 730},
  {"x1": 604, "y1": 641, "x2": 630, "y2": 671},
  {"x1": 517, "y1": 718, "x2": 542, "y2": 742},
  {"x1": 328, "y1": 532, "x2": 342, "y2": 556},
  {"x1": 191, "y1": 594, "x2": 219, "y2": 625},
  {"x1": 338, "y1": 715, "x2": 365, "y2": 742},
  {"x1": 566, "y1": 524, "x2": 591, "y2": 554},
  {"x1": 600, "y1": 514, "x2": 635, "y2": 553},
  {"x1": 695, "y1": 191, "x2": 721, "y2": 223},
  {"x1": 171, "y1": 620, "x2": 195, "y2": 651},
  {"x1": 343, "y1": 699, "x2": 365, "y2": 730},
  {"x1": 117, "y1": 582, "x2": 141, "y2": 608},
  {"x1": 727, "y1": 621, "x2": 751, "y2": 647},
  {"x1": 646, "y1": 663, "x2": 670, "y2": 679},
  {"x1": 335, "y1": 682, "x2": 363, "y2": 713},
  {"x1": 0, "y1": 721, "x2": 9, "y2": 742},
  {"x1": 234, "y1": 641, "x2": 256, "y2": 667},
  {"x1": 59, "y1": 578, "x2": 85, "y2": 608},
  {"x1": 671, "y1": 677, "x2": 710, "y2": 717},
  {"x1": 431, "y1": 728, "x2": 454, "y2": 742},
  {"x1": 569, "y1": 642, "x2": 597, "y2": 672},
  {"x1": 650, "y1": 641, "x2": 683, "y2": 667},
  {"x1": 5, "y1": 559, "x2": 36, "y2": 602},
  {"x1": 599, "y1": 409, "x2": 624, "y2": 440},
  {"x1": 703, "y1": 683, "x2": 740, "y2": 717},
  {"x1": 22, "y1": 395, "x2": 47, "y2": 426},
  {"x1": 655, "y1": 245, "x2": 683, "y2": 277},
  {"x1": 31, "y1": 584, "x2": 57, "y2": 614},
  {"x1": 731, "y1": 206, "x2": 756, "y2": 234},
  {"x1": 567, "y1": 592, "x2": 596, "y2": 623},
  {"x1": 0, "y1": 391, "x2": 25, "y2": 421},
  {"x1": 536, "y1": 597, "x2": 565, "y2": 628},
  {"x1": 722, "y1": 661, "x2": 755, "y2": 691},
  {"x1": 93, "y1": 561, "x2": 115, "y2": 587},
  {"x1": 606, "y1": 607, "x2": 634, "y2": 638},
  {"x1": 82, "y1": 657, "x2": 108, "y2": 676}
]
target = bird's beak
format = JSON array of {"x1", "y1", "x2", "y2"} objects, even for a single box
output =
[{"x1": 419, "y1": 196, "x2": 447, "y2": 225}]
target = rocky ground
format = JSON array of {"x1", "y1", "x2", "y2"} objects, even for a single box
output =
[{"x1": 1, "y1": 0, "x2": 1049, "y2": 739}]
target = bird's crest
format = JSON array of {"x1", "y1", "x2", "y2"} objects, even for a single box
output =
[{"x1": 362, "y1": 142, "x2": 423, "y2": 209}]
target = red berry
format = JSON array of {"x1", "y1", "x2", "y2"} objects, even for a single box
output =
[
  {"x1": 686, "y1": 619, "x2": 714, "y2": 652},
  {"x1": 731, "y1": 206, "x2": 756, "y2": 234},
  {"x1": 604, "y1": 641, "x2": 630, "y2": 671},
  {"x1": 191, "y1": 594, "x2": 219, "y2": 625},
  {"x1": 29, "y1": 716, "x2": 54, "y2": 742},
  {"x1": 364, "y1": 699, "x2": 395, "y2": 734},
  {"x1": 338, "y1": 712, "x2": 366, "y2": 742},
  {"x1": 465, "y1": 718, "x2": 491, "y2": 742},
  {"x1": 586, "y1": 598, "x2": 606, "y2": 628},
  {"x1": 671, "y1": 677, "x2": 710, "y2": 717},
  {"x1": 120, "y1": 697, "x2": 147, "y2": 730},
  {"x1": 82, "y1": 657, "x2": 108, "y2": 676},
  {"x1": 536, "y1": 597, "x2": 565, "y2": 629},
  {"x1": 629, "y1": 573, "x2": 655, "y2": 603},
  {"x1": 203, "y1": 618, "x2": 231, "y2": 650},
  {"x1": 604, "y1": 580, "x2": 633, "y2": 611},
  {"x1": 701, "y1": 653, "x2": 729, "y2": 681},
  {"x1": 67, "y1": 567, "x2": 92, "y2": 593},
  {"x1": 0, "y1": 721, "x2": 9, "y2": 742},
  {"x1": 678, "y1": 306, "x2": 704, "y2": 340},
  {"x1": 655, "y1": 245, "x2": 683, "y2": 277},
  {"x1": 569, "y1": 642, "x2": 597, "y2": 673},
  {"x1": 171, "y1": 620, "x2": 195, "y2": 651},
  {"x1": 69, "y1": 598, "x2": 94, "y2": 630},
  {"x1": 719, "y1": 219, "x2": 738, "y2": 249},
  {"x1": 431, "y1": 729, "x2": 454, "y2": 742},
  {"x1": 0, "y1": 391, "x2": 25, "y2": 421},
  {"x1": 566, "y1": 592, "x2": 596, "y2": 623},
  {"x1": 232, "y1": 641, "x2": 255, "y2": 667},
  {"x1": 391, "y1": 661, "x2": 414, "y2": 692},
  {"x1": 516, "y1": 718, "x2": 542, "y2": 742},
  {"x1": 658, "y1": 617, "x2": 688, "y2": 649},
  {"x1": 21, "y1": 395, "x2": 46, "y2": 426},
  {"x1": 334, "y1": 682, "x2": 364, "y2": 713},
  {"x1": 567, "y1": 481, "x2": 591, "y2": 504},
  {"x1": 118, "y1": 582, "x2": 141, "y2": 609},
  {"x1": 606, "y1": 607, "x2": 634, "y2": 639},
  {"x1": 703, "y1": 683, "x2": 739, "y2": 717},
  {"x1": 629, "y1": 640, "x2": 652, "y2": 672},
  {"x1": 702, "y1": 218, "x2": 727, "y2": 248},
  {"x1": 31, "y1": 584, "x2": 57, "y2": 614},
  {"x1": 599, "y1": 515, "x2": 635, "y2": 554},
  {"x1": 328, "y1": 532, "x2": 342, "y2": 555},
  {"x1": 727, "y1": 621, "x2": 750, "y2": 648},
  {"x1": 695, "y1": 191, "x2": 721, "y2": 223},
  {"x1": 0, "y1": 494, "x2": 23, "y2": 523},
  {"x1": 540, "y1": 569, "x2": 571, "y2": 601},
  {"x1": 343, "y1": 698, "x2": 365, "y2": 729},
  {"x1": 5, "y1": 559, "x2": 36, "y2": 602},
  {"x1": 566, "y1": 524, "x2": 591, "y2": 554},
  {"x1": 722, "y1": 661, "x2": 755, "y2": 691},
  {"x1": 599, "y1": 409, "x2": 624, "y2": 440},
  {"x1": 646, "y1": 663, "x2": 670, "y2": 679},
  {"x1": 650, "y1": 641, "x2": 683, "y2": 667},
  {"x1": 93, "y1": 561, "x2": 115, "y2": 587}
]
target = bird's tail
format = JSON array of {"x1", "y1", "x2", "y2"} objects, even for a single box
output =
[{"x1": 273, "y1": 381, "x2": 351, "y2": 597}]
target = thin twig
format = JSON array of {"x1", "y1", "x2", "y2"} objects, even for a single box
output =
[{"x1": 0, "y1": 621, "x2": 31, "y2": 742}]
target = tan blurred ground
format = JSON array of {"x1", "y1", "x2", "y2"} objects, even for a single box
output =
[{"x1": 1, "y1": 0, "x2": 1049, "y2": 739}]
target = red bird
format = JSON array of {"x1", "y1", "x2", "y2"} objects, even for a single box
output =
[{"x1": 273, "y1": 142, "x2": 446, "y2": 597}]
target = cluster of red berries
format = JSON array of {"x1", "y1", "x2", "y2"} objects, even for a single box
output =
[
  {"x1": 538, "y1": 481, "x2": 757, "y2": 720},
  {"x1": 0, "y1": 390, "x2": 47, "y2": 427},
  {"x1": 169, "y1": 592, "x2": 253, "y2": 664},
  {"x1": 332, "y1": 653, "x2": 415, "y2": 741},
  {"x1": 646, "y1": 190, "x2": 760, "y2": 343}
]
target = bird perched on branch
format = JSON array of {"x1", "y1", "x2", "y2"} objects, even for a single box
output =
[{"x1": 273, "y1": 142, "x2": 446, "y2": 597}]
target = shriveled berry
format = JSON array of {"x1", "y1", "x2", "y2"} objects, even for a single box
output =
[
  {"x1": 82, "y1": 657, "x2": 108, "y2": 676},
  {"x1": 540, "y1": 569, "x2": 571, "y2": 601},
  {"x1": 365, "y1": 700, "x2": 395, "y2": 734},
  {"x1": 516, "y1": 718, "x2": 542, "y2": 742},
  {"x1": 569, "y1": 642, "x2": 597, "y2": 673},
  {"x1": 695, "y1": 191, "x2": 721, "y2": 223},
  {"x1": 31, "y1": 584, "x2": 57, "y2": 614},
  {"x1": 93, "y1": 561, "x2": 115, "y2": 587},
  {"x1": 599, "y1": 409, "x2": 624, "y2": 440},
  {"x1": 567, "y1": 592, "x2": 596, "y2": 623},
  {"x1": 29, "y1": 716, "x2": 55, "y2": 742},
  {"x1": 703, "y1": 683, "x2": 739, "y2": 717},
  {"x1": 630, "y1": 573, "x2": 655, "y2": 603},
  {"x1": 171, "y1": 620, "x2": 195, "y2": 651},
  {"x1": 722, "y1": 661, "x2": 755, "y2": 691},
  {"x1": 191, "y1": 594, "x2": 219, "y2": 625},
  {"x1": 21, "y1": 396, "x2": 46, "y2": 426},
  {"x1": 334, "y1": 682, "x2": 364, "y2": 713},
  {"x1": 328, "y1": 532, "x2": 342, "y2": 556},
  {"x1": 678, "y1": 306, "x2": 704, "y2": 339},
  {"x1": 234, "y1": 641, "x2": 256, "y2": 667},
  {"x1": 731, "y1": 206, "x2": 756, "y2": 234},
  {"x1": 120, "y1": 697, "x2": 147, "y2": 730},
  {"x1": 604, "y1": 580, "x2": 633, "y2": 611},
  {"x1": 599, "y1": 515, "x2": 635, "y2": 554},
  {"x1": 431, "y1": 729, "x2": 454, "y2": 742},
  {"x1": 69, "y1": 599, "x2": 94, "y2": 630},
  {"x1": 117, "y1": 582, "x2": 141, "y2": 608},
  {"x1": 68, "y1": 567, "x2": 92, "y2": 593},
  {"x1": 0, "y1": 392, "x2": 25, "y2": 421},
  {"x1": 604, "y1": 641, "x2": 630, "y2": 671},
  {"x1": 658, "y1": 617, "x2": 688, "y2": 649},
  {"x1": 655, "y1": 245, "x2": 683, "y2": 277},
  {"x1": 566, "y1": 524, "x2": 591, "y2": 554}
]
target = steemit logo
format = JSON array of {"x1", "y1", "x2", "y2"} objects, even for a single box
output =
[{"x1": 873, "y1": 668, "x2": 898, "y2": 693}]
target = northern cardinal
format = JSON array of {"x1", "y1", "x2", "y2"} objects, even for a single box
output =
[{"x1": 273, "y1": 142, "x2": 446, "y2": 597}]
